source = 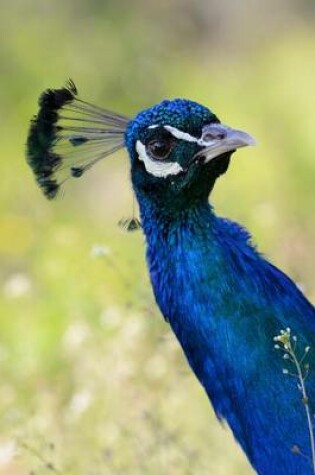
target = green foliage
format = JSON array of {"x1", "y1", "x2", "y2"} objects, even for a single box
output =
[{"x1": 0, "y1": 1, "x2": 315, "y2": 473}]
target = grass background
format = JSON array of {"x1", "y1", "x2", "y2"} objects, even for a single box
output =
[{"x1": 0, "y1": 1, "x2": 315, "y2": 473}]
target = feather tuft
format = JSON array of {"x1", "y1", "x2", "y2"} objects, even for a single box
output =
[{"x1": 26, "y1": 80, "x2": 129, "y2": 199}]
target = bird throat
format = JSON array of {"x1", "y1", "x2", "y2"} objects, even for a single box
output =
[{"x1": 137, "y1": 194, "x2": 217, "y2": 325}]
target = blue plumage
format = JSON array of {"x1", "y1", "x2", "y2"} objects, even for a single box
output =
[
  {"x1": 126, "y1": 99, "x2": 315, "y2": 474},
  {"x1": 140, "y1": 201, "x2": 315, "y2": 474},
  {"x1": 26, "y1": 86, "x2": 315, "y2": 474}
]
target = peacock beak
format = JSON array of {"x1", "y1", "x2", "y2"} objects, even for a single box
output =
[{"x1": 195, "y1": 123, "x2": 256, "y2": 163}]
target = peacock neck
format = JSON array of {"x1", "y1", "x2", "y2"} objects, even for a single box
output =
[
  {"x1": 136, "y1": 191, "x2": 216, "y2": 241},
  {"x1": 136, "y1": 191, "x2": 224, "y2": 328}
]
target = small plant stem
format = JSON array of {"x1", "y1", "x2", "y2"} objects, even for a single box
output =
[
  {"x1": 18, "y1": 440, "x2": 61, "y2": 474},
  {"x1": 290, "y1": 350, "x2": 315, "y2": 474}
]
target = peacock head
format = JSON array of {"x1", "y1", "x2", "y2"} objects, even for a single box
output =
[
  {"x1": 125, "y1": 98, "x2": 255, "y2": 210},
  {"x1": 26, "y1": 81, "x2": 255, "y2": 216}
]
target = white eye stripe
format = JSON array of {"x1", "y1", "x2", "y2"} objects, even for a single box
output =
[
  {"x1": 136, "y1": 140, "x2": 183, "y2": 178},
  {"x1": 163, "y1": 125, "x2": 198, "y2": 143},
  {"x1": 148, "y1": 124, "x2": 198, "y2": 143}
]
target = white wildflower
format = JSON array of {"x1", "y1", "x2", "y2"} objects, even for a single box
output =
[
  {"x1": 0, "y1": 440, "x2": 16, "y2": 466},
  {"x1": 62, "y1": 322, "x2": 89, "y2": 350},
  {"x1": 3, "y1": 273, "x2": 32, "y2": 298},
  {"x1": 90, "y1": 244, "x2": 111, "y2": 258},
  {"x1": 68, "y1": 389, "x2": 92, "y2": 417}
]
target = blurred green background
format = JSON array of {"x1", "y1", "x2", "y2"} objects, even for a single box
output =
[{"x1": 1, "y1": 1, "x2": 315, "y2": 473}]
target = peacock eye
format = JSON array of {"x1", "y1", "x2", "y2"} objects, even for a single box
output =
[{"x1": 146, "y1": 138, "x2": 174, "y2": 161}]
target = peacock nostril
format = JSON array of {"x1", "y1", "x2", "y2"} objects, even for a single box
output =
[{"x1": 201, "y1": 124, "x2": 227, "y2": 142}]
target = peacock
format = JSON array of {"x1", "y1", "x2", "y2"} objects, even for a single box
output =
[{"x1": 26, "y1": 81, "x2": 315, "y2": 475}]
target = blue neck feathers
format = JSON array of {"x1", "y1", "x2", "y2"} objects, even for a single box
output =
[{"x1": 136, "y1": 192, "x2": 315, "y2": 474}]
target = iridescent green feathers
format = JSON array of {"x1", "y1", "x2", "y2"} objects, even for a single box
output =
[{"x1": 26, "y1": 80, "x2": 129, "y2": 199}]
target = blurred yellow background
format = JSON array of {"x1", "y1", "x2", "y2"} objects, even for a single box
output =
[{"x1": 0, "y1": 1, "x2": 315, "y2": 473}]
